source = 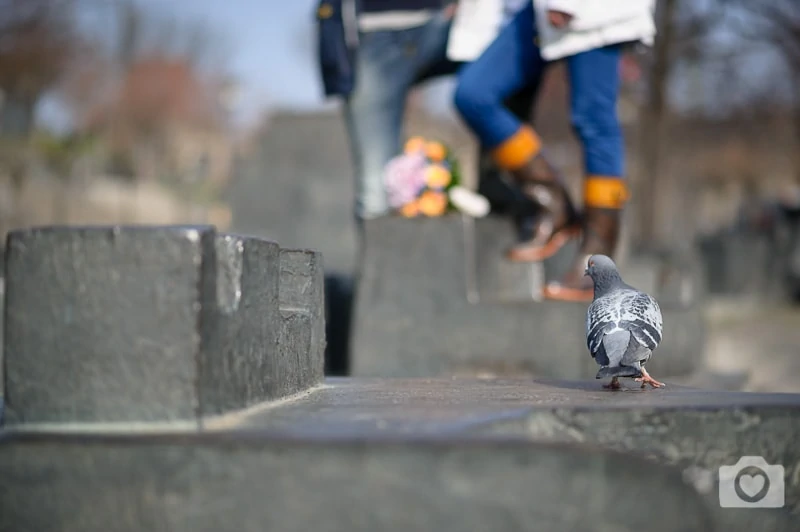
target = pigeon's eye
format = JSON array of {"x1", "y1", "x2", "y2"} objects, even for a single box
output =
[{"x1": 588, "y1": 261, "x2": 594, "y2": 267}]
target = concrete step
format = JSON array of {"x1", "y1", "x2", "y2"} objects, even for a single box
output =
[
  {"x1": 351, "y1": 215, "x2": 706, "y2": 380},
  {"x1": 2, "y1": 226, "x2": 324, "y2": 425},
  {"x1": 2, "y1": 377, "x2": 799, "y2": 531}
]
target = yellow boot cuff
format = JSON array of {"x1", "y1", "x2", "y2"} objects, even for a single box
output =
[
  {"x1": 584, "y1": 176, "x2": 629, "y2": 209},
  {"x1": 491, "y1": 126, "x2": 542, "y2": 171}
]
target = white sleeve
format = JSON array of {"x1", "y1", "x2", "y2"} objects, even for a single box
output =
[{"x1": 544, "y1": 0, "x2": 579, "y2": 15}]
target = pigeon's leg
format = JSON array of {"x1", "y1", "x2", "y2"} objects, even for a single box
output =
[
  {"x1": 602, "y1": 376, "x2": 622, "y2": 390},
  {"x1": 636, "y1": 367, "x2": 665, "y2": 389}
]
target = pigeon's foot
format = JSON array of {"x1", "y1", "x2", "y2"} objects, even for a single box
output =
[
  {"x1": 602, "y1": 377, "x2": 622, "y2": 390},
  {"x1": 634, "y1": 368, "x2": 665, "y2": 389}
]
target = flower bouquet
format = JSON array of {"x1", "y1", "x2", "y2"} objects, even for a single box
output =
[{"x1": 383, "y1": 136, "x2": 489, "y2": 218}]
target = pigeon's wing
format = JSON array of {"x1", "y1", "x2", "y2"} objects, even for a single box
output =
[
  {"x1": 586, "y1": 296, "x2": 620, "y2": 360},
  {"x1": 619, "y1": 291, "x2": 663, "y2": 351}
]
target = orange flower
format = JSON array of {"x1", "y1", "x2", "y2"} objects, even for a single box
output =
[
  {"x1": 417, "y1": 190, "x2": 448, "y2": 217},
  {"x1": 425, "y1": 164, "x2": 452, "y2": 189},
  {"x1": 400, "y1": 200, "x2": 420, "y2": 217},
  {"x1": 425, "y1": 141, "x2": 447, "y2": 162},
  {"x1": 404, "y1": 136, "x2": 426, "y2": 154}
]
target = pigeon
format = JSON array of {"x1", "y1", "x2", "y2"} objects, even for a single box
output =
[{"x1": 584, "y1": 254, "x2": 664, "y2": 390}]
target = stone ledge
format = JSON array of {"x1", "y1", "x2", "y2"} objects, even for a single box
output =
[
  {"x1": 2, "y1": 377, "x2": 798, "y2": 530},
  {"x1": 351, "y1": 215, "x2": 706, "y2": 379},
  {"x1": 0, "y1": 433, "x2": 717, "y2": 532},
  {"x1": 216, "y1": 377, "x2": 800, "y2": 517},
  {"x1": 2, "y1": 225, "x2": 325, "y2": 425}
]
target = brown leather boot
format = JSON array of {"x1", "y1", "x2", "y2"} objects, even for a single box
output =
[
  {"x1": 543, "y1": 206, "x2": 621, "y2": 302},
  {"x1": 506, "y1": 154, "x2": 581, "y2": 262}
]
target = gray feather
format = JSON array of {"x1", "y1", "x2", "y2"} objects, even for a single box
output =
[
  {"x1": 585, "y1": 255, "x2": 663, "y2": 376},
  {"x1": 602, "y1": 330, "x2": 631, "y2": 367}
]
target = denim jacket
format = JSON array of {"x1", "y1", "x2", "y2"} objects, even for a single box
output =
[{"x1": 316, "y1": 0, "x2": 361, "y2": 97}]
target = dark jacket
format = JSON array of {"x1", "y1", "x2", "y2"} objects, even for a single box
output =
[
  {"x1": 316, "y1": 0, "x2": 360, "y2": 97},
  {"x1": 316, "y1": 0, "x2": 445, "y2": 97},
  {"x1": 361, "y1": 0, "x2": 443, "y2": 12}
]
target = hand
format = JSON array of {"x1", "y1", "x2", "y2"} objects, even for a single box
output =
[
  {"x1": 547, "y1": 10, "x2": 573, "y2": 29},
  {"x1": 443, "y1": 2, "x2": 458, "y2": 21}
]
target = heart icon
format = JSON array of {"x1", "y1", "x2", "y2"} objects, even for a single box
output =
[{"x1": 738, "y1": 474, "x2": 766, "y2": 498}]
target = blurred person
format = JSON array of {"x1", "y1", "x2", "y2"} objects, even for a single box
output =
[
  {"x1": 448, "y1": 0, "x2": 542, "y2": 218},
  {"x1": 318, "y1": 0, "x2": 460, "y2": 223},
  {"x1": 317, "y1": 0, "x2": 532, "y2": 224},
  {"x1": 452, "y1": 0, "x2": 656, "y2": 302}
]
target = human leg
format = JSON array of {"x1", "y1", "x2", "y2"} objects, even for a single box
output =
[
  {"x1": 544, "y1": 44, "x2": 627, "y2": 302},
  {"x1": 453, "y1": 2, "x2": 580, "y2": 262},
  {"x1": 344, "y1": 6, "x2": 461, "y2": 223},
  {"x1": 343, "y1": 29, "x2": 421, "y2": 222}
]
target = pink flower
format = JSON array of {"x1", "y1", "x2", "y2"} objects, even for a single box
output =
[{"x1": 383, "y1": 152, "x2": 428, "y2": 208}]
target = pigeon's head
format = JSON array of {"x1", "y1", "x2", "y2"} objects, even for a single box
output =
[{"x1": 584, "y1": 254, "x2": 619, "y2": 280}]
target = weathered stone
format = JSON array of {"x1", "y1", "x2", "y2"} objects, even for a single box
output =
[
  {"x1": 3, "y1": 225, "x2": 214, "y2": 425},
  {"x1": 0, "y1": 433, "x2": 717, "y2": 532},
  {"x1": 350, "y1": 215, "x2": 705, "y2": 380},
  {"x1": 470, "y1": 215, "x2": 545, "y2": 303},
  {"x1": 2, "y1": 226, "x2": 323, "y2": 426},
  {"x1": 698, "y1": 232, "x2": 784, "y2": 297},
  {"x1": 2, "y1": 378, "x2": 799, "y2": 531},
  {"x1": 0, "y1": 273, "x2": 4, "y2": 403},
  {"x1": 279, "y1": 249, "x2": 325, "y2": 392},
  {"x1": 200, "y1": 233, "x2": 282, "y2": 415},
  {"x1": 217, "y1": 377, "x2": 800, "y2": 523}
]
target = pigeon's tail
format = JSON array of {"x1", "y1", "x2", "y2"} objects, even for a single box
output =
[{"x1": 596, "y1": 362, "x2": 643, "y2": 379}]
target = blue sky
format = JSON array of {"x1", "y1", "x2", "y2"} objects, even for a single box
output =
[
  {"x1": 129, "y1": 0, "x2": 456, "y2": 125},
  {"x1": 149, "y1": 0, "x2": 328, "y2": 112},
  {"x1": 40, "y1": 0, "x2": 336, "y2": 131}
]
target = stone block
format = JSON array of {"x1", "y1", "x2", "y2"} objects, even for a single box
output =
[
  {"x1": 3, "y1": 378, "x2": 800, "y2": 531},
  {"x1": 226, "y1": 377, "x2": 800, "y2": 524},
  {"x1": 0, "y1": 273, "x2": 4, "y2": 403},
  {"x1": 2, "y1": 225, "x2": 324, "y2": 426},
  {"x1": 470, "y1": 215, "x2": 545, "y2": 303},
  {"x1": 0, "y1": 433, "x2": 717, "y2": 532},
  {"x1": 350, "y1": 215, "x2": 704, "y2": 380},
  {"x1": 279, "y1": 249, "x2": 325, "y2": 392},
  {"x1": 3, "y1": 225, "x2": 212, "y2": 425},
  {"x1": 698, "y1": 232, "x2": 779, "y2": 296},
  {"x1": 199, "y1": 233, "x2": 282, "y2": 416}
]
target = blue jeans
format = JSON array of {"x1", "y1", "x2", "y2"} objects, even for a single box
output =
[
  {"x1": 343, "y1": 11, "x2": 458, "y2": 221},
  {"x1": 453, "y1": 2, "x2": 624, "y2": 178}
]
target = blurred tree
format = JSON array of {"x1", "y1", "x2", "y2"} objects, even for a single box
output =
[
  {"x1": 61, "y1": 0, "x2": 233, "y2": 183},
  {"x1": 0, "y1": 0, "x2": 81, "y2": 229},
  {"x1": 634, "y1": 0, "x2": 723, "y2": 246},
  {"x1": 33, "y1": 130, "x2": 96, "y2": 219},
  {"x1": 727, "y1": 0, "x2": 800, "y2": 183},
  {"x1": 0, "y1": 0, "x2": 79, "y2": 137}
]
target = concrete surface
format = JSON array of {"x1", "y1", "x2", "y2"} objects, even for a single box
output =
[
  {"x1": 2, "y1": 377, "x2": 799, "y2": 531},
  {"x1": 0, "y1": 433, "x2": 716, "y2": 532},
  {"x1": 279, "y1": 248, "x2": 326, "y2": 393},
  {"x1": 350, "y1": 214, "x2": 706, "y2": 380},
  {"x1": 703, "y1": 299, "x2": 800, "y2": 393},
  {"x1": 2, "y1": 226, "x2": 324, "y2": 425}
]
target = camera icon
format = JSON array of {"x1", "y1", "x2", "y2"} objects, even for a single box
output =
[{"x1": 718, "y1": 456, "x2": 784, "y2": 508}]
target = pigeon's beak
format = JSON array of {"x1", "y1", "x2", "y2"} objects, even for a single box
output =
[{"x1": 583, "y1": 267, "x2": 589, "y2": 277}]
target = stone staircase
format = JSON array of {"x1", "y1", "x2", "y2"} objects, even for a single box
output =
[{"x1": 1, "y1": 225, "x2": 798, "y2": 531}]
